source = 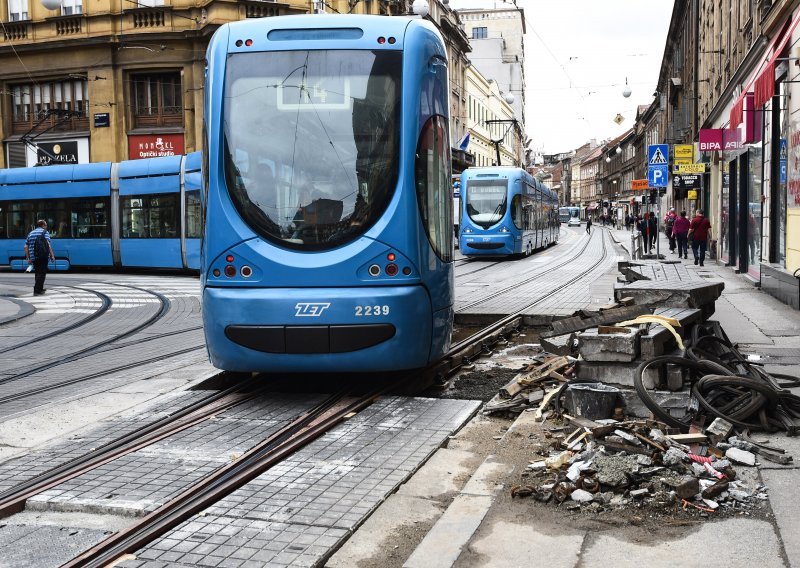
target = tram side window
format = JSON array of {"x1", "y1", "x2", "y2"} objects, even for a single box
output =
[
  {"x1": 185, "y1": 190, "x2": 202, "y2": 238},
  {"x1": 8, "y1": 203, "x2": 35, "y2": 238},
  {"x1": 72, "y1": 198, "x2": 110, "y2": 238},
  {"x1": 122, "y1": 194, "x2": 179, "y2": 238},
  {"x1": 510, "y1": 195, "x2": 523, "y2": 229},
  {"x1": 37, "y1": 201, "x2": 70, "y2": 238},
  {"x1": 415, "y1": 115, "x2": 452, "y2": 262}
]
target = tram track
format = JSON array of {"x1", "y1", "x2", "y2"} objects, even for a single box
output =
[
  {"x1": 0, "y1": 344, "x2": 205, "y2": 408},
  {"x1": 0, "y1": 284, "x2": 112, "y2": 355},
  {"x1": 0, "y1": 283, "x2": 172, "y2": 386},
  {"x1": 432, "y1": 229, "x2": 612, "y2": 382},
  {"x1": 0, "y1": 370, "x2": 400, "y2": 568},
  {"x1": 455, "y1": 227, "x2": 604, "y2": 313},
  {"x1": 62, "y1": 385, "x2": 391, "y2": 568},
  {"x1": 0, "y1": 374, "x2": 259, "y2": 520}
]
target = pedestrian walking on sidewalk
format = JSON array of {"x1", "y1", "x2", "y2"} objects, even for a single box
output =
[
  {"x1": 665, "y1": 207, "x2": 677, "y2": 253},
  {"x1": 639, "y1": 213, "x2": 651, "y2": 253},
  {"x1": 585, "y1": 217, "x2": 592, "y2": 234},
  {"x1": 673, "y1": 210, "x2": 690, "y2": 259},
  {"x1": 689, "y1": 209, "x2": 711, "y2": 266},
  {"x1": 24, "y1": 219, "x2": 55, "y2": 296}
]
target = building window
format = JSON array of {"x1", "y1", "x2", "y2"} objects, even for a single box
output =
[
  {"x1": 8, "y1": 0, "x2": 28, "y2": 20},
  {"x1": 131, "y1": 72, "x2": 183, "y2": 129},
  {"x1": 10, "y1": 79, "x2": 89, "y2": 135},
  {"x1": 472, "y1": 27, "x2": 487, "y2": 39},
  {"x1": 61, "y1": 0, "x2": 82, "y2": 15}
]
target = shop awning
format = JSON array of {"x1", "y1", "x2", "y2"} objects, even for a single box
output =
[
  {"x1": 587, "y1": 205, "x2": 598, "y2": 211},
  {"x1": 732, "y1": 13, "x2": 800, "y2": 122}
]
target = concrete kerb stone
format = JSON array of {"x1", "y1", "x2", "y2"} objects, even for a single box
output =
[{"x1": 0, "y1": 296, "x2": 35, "y2": 325}]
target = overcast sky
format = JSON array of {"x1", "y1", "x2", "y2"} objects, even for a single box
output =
[{"x1": 450, "y1": 0, "x2": 674, "y2": 155}]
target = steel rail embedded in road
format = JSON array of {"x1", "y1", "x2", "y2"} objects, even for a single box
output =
[
  {"x1": 0, "y1": 344, "x2": 206, "y2": 408},
  {"x1": 456, "y1": 228, "x2": 601, "y2": 313},
  {"x1": 0, "y1": 372, "x2": 258, "y2": 520},
  {"x1": 432, "y1": 229, "x2": 611, "y2": 382},
  {"x1": 0, "y1": 282, "x2": 172, "y2": 385},
  {"x1": 0, "y1": 285, "x2": 112, "y2": 355},
  {"x1": 62, "y1": 385, "x2": 392, "y2": 568}
]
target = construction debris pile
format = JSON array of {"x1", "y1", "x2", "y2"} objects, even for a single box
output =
[
  {"x1": 478, "y1": 259, "x2": 800, "y2": 515},
  {"x1": 511, "y1": 415, "x2": 787, "y2": 513},
  {"x1": 485, "y1": 259, "x2": 800, "y2": 439}
]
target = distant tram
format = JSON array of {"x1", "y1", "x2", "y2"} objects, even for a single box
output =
[
  {"x1": 559, "y1": 206, "x2": 580, "y2": 224},
  {"x1": 459, "y1": 167, "x2": 559, "y2": 257}
]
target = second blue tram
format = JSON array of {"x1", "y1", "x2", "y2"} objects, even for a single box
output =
[
  {"x1": 459, "y1": 167, "x2": 559, "y2": 257},
  {"x1": 201, "y1": 15, "x2": 455, "y2": 373},
  {"x1": 0, "y1": 153, "x2": 202, "y2": 270}
]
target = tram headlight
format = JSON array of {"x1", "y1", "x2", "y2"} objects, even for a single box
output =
[
  {"x1": 499, "y1": 226, "x2": 510, "y2": 233},
  {"x1": 462, "y1": 227, "x2": 473, "y2": 233}
]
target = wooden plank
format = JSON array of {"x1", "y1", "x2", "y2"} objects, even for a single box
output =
[{"x1": 667, "y1": 433, "x2": 708, "y2": 444}]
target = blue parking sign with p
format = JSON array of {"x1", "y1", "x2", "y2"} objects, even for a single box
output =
[{"x1": 648, "y1": 165, "x2": 668, "y2": 188}]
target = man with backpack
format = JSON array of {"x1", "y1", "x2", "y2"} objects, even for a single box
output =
[{"x1": 24, "y1": 220, "x2": 55, "y2": 295}]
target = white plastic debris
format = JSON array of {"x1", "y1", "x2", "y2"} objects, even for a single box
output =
[
  {"x1": 570, "y1": 489, "x2": 594, "y2": 502},
  {"x1": 726, "y1": 447, "x2": 757, "y2": 466}
]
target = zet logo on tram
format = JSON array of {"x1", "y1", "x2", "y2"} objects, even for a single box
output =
[{"x1": 295, "y1": 302, "x2": 331, "y2": 317}]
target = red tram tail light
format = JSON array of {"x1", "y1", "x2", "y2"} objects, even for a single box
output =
[
  {"x1": 245, "y1": 39, "x2": 253, "y2": 47},
  {"x1": 387, "y1": 252, "x2": 396, "y2": 261},
  {"x1": 224, "y1": 265, "x2": 236, "y2": 277},
  {"x1": 226, "y1": 254, "x2": 235, "y2": 263},
  {"x1": 385, "y1": 263, "x2": 398, "y2": 276},
  {"x1": 377, "y1": 36, "x2": 386, "y2": 44}
]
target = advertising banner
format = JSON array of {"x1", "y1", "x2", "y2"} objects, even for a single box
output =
[{"x1": 128, "y1": 134, "x2": 185, "y2": 160}]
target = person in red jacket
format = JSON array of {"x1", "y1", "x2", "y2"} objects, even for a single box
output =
[
  {"x1": 689, "y1": 209, "x2": 712, "y2": 266},
  {"x1": 672, "y1": 210, "x2": 690, "y2": 259}
]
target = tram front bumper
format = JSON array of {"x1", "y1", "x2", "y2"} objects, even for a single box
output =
[{"x1": 202, "y1": 284, "x2": 435, "y2": 372}]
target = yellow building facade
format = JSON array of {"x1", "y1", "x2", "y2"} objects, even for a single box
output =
[{"x1": 1, "y1": 0, "x2": 468, "y2": 168}]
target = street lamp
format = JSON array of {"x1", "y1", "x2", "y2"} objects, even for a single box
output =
[
  {"x1": 412, "y1": 0, "x2": 429, "y2": 17},
  {"x1": 622, "y1": 77, "x2": 632, "y2": 98}
]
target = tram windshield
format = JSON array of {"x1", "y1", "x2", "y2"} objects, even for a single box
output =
[
  {"x1": 222, "y1": 50, "x2": 401, "y2": 250},
  {"x1": 465, "y1": 179, "x2": 508, "y2": 227}
]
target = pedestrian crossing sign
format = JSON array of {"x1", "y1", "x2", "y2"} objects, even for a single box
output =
[{"x1": 648, "y1": 144, "x2": 669, "y2": 166}]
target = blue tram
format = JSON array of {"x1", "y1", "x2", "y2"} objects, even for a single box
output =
[
  {"x1": 459, "y1": 167, "x2": 559, "y2": 257},
  {"x1": 0, "y1": 153, "x2": 202, "y2": 270},
  {"x1": 559, "y1": 206, "x2": 580, "y2": 224},
  {"x1": 201, "y1": 15, "x2": 454, "y2": 373}
]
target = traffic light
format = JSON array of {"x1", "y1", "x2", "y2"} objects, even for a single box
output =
[{"x1": 649, "y1": 189, "x2": 657, "y2": 204}]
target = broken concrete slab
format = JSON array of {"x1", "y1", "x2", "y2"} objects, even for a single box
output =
[
  {"x1": 577, "y1": 327, "x2": 641, "y2": 362},
  {"x1": 541, "y1": 333, "x2": 575, "y2": 356},
  {"x1": 614, "y1": 279, "x2": 724, "y2": 313},
  {"x1": 617, "y1": 389, "x2": 691, "y2": 420}
]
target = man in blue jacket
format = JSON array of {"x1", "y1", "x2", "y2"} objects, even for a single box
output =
[{"x1": 24, "y1": 220, "x2": 56, "y2": 295}]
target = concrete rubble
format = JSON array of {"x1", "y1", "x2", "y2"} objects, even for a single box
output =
[
  {"x1": 511, "y1": 416, "x2": 780, "y2": 515},
  {"x1": 486, "y1": 258, "x2": 798, "y2": 519}
]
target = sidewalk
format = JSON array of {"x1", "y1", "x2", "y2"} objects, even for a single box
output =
[{"x1": 328, "y1": 226, "x2": 800, "y2": 568}]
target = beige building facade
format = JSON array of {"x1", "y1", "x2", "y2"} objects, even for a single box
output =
[
  {"x1": 463, "y1": 64, "x2": 520, "y2": 168},
  {"x1": 0, "y1": 0, "x2": 472, "y2": 168}
]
